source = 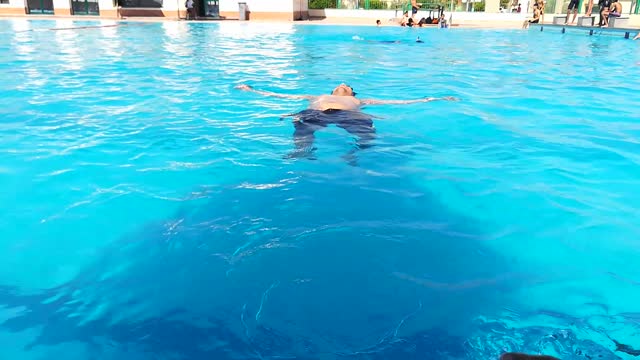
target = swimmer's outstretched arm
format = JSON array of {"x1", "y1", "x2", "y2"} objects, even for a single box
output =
[
  {"x1": 360, "y1": 96, "x2": 459, "y2": 105},
  {"x1": 235, "y1": 84, "x2": 315, "y2": 100}
]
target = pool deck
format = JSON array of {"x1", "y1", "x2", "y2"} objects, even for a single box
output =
[
  {"x1": 530, "y1": 22, "x2": 640, "y2": 38},
  {"x1": 0, "y1": 14, "x2": 524, "y2": 29},
  {"x1": 1, "y1": 14, "x2": 639, "y2": 32}
]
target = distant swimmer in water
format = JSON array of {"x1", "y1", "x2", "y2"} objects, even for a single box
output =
[
  {"x1": 416, "y1": 36, "x2": 424, "y2": 43},
  {"x1": 236, "y1": 83, "x2": 457, "y2": 162},
  {"x1": 500, "y1": 353, "x2": 559, "y2": 360},
  {"x1": 607, "y1": 335, "x2": 640, "y2": 356}
]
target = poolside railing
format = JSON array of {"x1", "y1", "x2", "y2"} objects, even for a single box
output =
[
  {"x1": 309, "y1": 0, "x2": 640, "y2": 13},
  {"x1": 308, "y1": 0, "x2": 487, "y2": 11}
]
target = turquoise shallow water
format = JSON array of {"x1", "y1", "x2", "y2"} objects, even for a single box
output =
[{"x1": 1, "y1": 18, "x2": 640, "y2": 359}]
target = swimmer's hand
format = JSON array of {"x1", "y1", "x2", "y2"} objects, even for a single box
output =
[
  {"x1": 235, "y1": 84, "x2": 314, "y2": 100},
  {"x1": 425, "y1": 96, "x2": 460, "y2": 102},
  {"x1": 235, "y1": 84, "x2": 253, "y2": 91}
]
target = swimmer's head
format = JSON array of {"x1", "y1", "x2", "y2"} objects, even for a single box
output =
[{"x1": 331, "y1": 83, "x2": 356, "y2": 97}]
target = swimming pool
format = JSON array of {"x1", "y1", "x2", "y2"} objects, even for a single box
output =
[{"x1": 1, "y1": 18, "x2": 639, "y2": 359}]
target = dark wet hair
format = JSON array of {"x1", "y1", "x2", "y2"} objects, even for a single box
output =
[{"x1": 332, "y1": 84, "x2": 356, "y2": 96}]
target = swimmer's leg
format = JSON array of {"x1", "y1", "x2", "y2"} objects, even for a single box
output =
[
  {"x1": 288, "y1": 120, "x2": 324, "y2": 159},
  {"x1": 337, "y1": 117, "x2": 377, "y2": 150},
  {"x1": 336, "y1": 119, "x2": 377, "y2": 166}
]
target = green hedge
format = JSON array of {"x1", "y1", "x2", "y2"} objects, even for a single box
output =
[
  {"x1": 309, "y1": 0, "x2": 338, "y2": 9},
  {"x1": 368, "y1": 0, "x2": 388, "y2": 9}
]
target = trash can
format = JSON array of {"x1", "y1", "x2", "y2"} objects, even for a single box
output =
[{"x1": 238, "y1": 2, "x2": 247, "y2": 20}]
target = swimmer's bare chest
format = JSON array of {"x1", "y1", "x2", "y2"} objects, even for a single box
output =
[{"x1": 309, "y1": 95, "x2": 361, "y2": 111}]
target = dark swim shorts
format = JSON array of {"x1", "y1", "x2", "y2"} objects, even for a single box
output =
[
  {"x1": 285, "y1": 109, "x2": 376, "y2": 157},
  {"x1": 412, "y1": 5, "x2": 419, "y2": 14},
  {"x1": 568, "y1": 0, "x2": 579, "y2": 10}
]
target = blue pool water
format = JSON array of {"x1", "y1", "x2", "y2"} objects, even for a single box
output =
[{"x1": 1, "y1": 18, "x2": 640, "y2": 359}]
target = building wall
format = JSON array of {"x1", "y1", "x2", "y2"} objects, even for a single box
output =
[
  {"x1": 97, "y1": 0, "x2": 117, "y2": 17},
  {"x1": 0, "y1": 0, "x2": 306, "y2": 18},
  {"x1": 53, "y1": 0, "x2": 70, "y2": 15},
  {"x1": 219, "y1": 0, "x2": 308, "y2": 20},
  {"x1": 0, "y1": 0, "x2": 26, "y2": 14}
]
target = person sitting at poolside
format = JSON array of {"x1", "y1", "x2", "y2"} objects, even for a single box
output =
[
  {"x1": 534, "y1": 0, "x2": 545, "y2": 23},
  {"x1": 439, "y1": 13, "x2": 448, "y2": 28},
  {"x1": 400, "y1": 11, "x2": 410, "y2": 26},
  {"x1": 597, "y1": 0, "x2": 612, "y2": 26},
  {"x1": 235, "y1": 83, "x2": 457, "y2": 160},
  {"x1": 602, "y1": 0, "x2": 622, "y2": 27},
  {"x1": 522, "y1": 4, "x2": 541, "y2": 28}
]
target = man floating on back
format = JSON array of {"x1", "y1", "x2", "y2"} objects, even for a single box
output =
[{"x1": 236, "y1": 83, "x2": 457, "y2": 161}]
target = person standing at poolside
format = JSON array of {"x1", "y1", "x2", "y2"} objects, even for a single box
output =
[
  {"x1": 585, "y1": 0, "x2": 594, "y2": 16},
  {"x1": 235, "y1": 83, "x2": 457, "y2": 160},
  {"x1": 565, "y1": 0, "x2": 579, "y2": 24},
  {"x1": 185, "y1": 0, "x2": 195, "y2": 20},
  {"x1": 411, "y1": 0, "x2": 421, "y2": 23}
]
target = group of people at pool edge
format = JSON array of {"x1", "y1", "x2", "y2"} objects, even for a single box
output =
[
  {"x1": 565, "y1": 0, "x2": 623, "y2": 27},
  {"x1": 391, "y1": 0, "x2": 637, "y2": 33},
  {"x1": 523, "y1": 0, "x2": 640, "y2": 32},
  {"x1": 400, "y1": 9, "x2": 449, "y2": 28},
  {"x1": 374, "y1": 0, "x2": 449, "y2": 28}
]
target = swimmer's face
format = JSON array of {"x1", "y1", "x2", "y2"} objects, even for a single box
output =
[{"x1": 331, "y1": 84, "x2": 356, "y2": 97}]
